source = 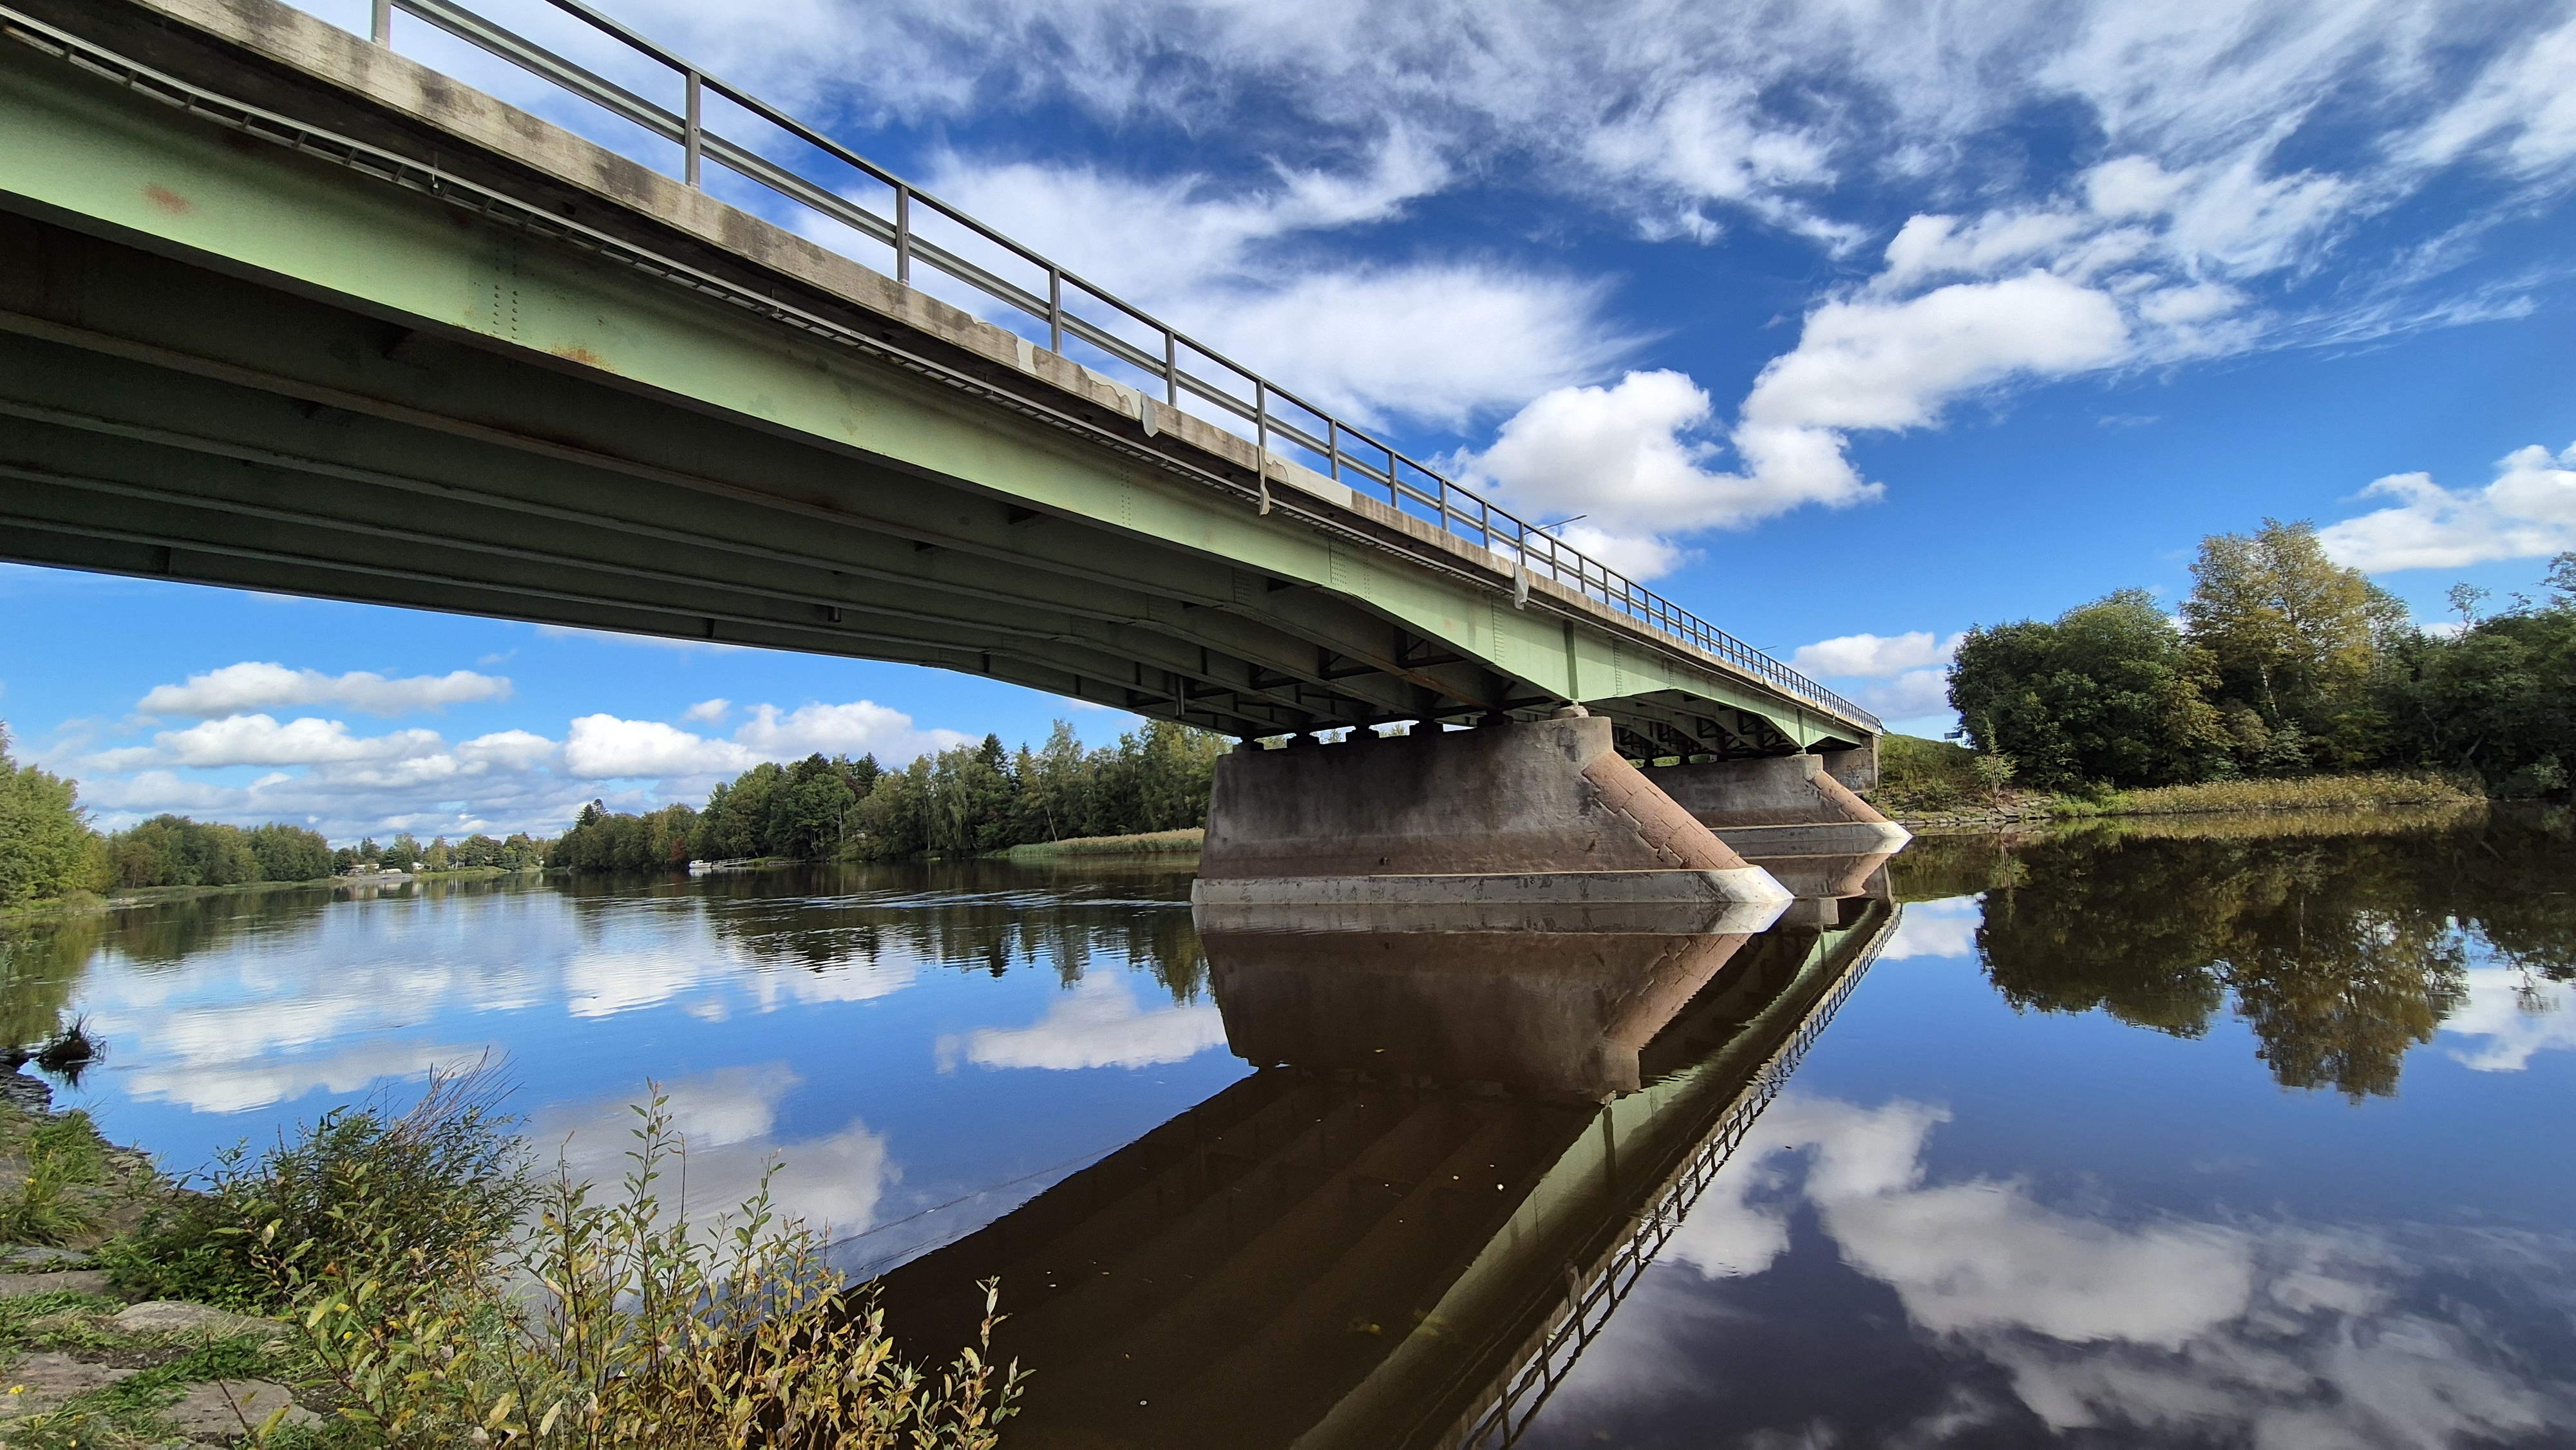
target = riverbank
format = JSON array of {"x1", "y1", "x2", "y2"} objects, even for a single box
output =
[
  {"x1": 0, "y1": 1079, "x2": 322, "y2": 1444},
  {"x1": 1888, "y1": 771, "x2": 2485, "y2": 832},
  {"x1": 1, "y1": 867, "x2": 543, "y2": 923},
  {"x1": 1004, "y1": 829, "x2": 1205, "y2": 859},
  {"x1": 0, "y1": 1069, "x2": 1021, "y2": 1447}
]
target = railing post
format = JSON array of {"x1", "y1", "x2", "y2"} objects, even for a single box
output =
[
  {"x1": 370, "y1": 0, "x2": 391, "y2": 44},
  {"x1": 1048, "y1": 267, "x2": 1063, "y2": 355},
  {"x1": 1327, "y1": 417, "x2": 1340, "y2": 481},
  {"x1": 895, "y1": 185, "x2": 911, "y2": 285},
  {"x1": 683, "y1": 70, "x2": 702, "y2": 188},
  {"x1": 1255, "y1": 381, "x2": 1271, "y2": 515},
  {"x1": 1162, "y1": 330, "x2": 1178, "y2": 406}
]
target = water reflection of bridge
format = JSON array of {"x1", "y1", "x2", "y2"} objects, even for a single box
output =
[{"x1": 875, "y1": 895, "x2": 1903, "y2": 1449}]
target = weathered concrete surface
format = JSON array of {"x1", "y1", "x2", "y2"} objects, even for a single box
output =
[
  {"x1": 1202, "y1": 923, "x2": 1756, "y2": 1099},
  {"x1": 1740, "y1": 850, "x2": 1900, "y2": 902},
  {"x1": 1193, "y1": 718, "x2": 1791, "y2": 906},
  {"x1": 1821, "y1": 742, "x2": 1880, "y2": 794},
  {"x1": 1643, "y1": 752, "x2": 1912, "y2": 862}
]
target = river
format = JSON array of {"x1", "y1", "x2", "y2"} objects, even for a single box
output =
[{"x1": 4, "y1": 810, "x2": 2571, "y2": 1447}]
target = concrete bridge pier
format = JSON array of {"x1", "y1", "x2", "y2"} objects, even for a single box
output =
[
  {"x1": 1189, "y1": 714, "x2": 1792, "y2": 927},
  {"x1": 1642, "y1": 751, "x2": 1911, "y2": 907}
]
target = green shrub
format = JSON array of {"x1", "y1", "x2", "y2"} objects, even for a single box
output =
[
  {"x1": 1874, "y1": 735, "x2": 1984, "y2": 813},
  {"x1": 272, "y1": 1088, "x2": 1023, "y2": 1448},
  {"x1": 103, "y1": 1068, "x2": 1023, "y2": 1446},
  {"x1": 104, "y1": 1066, "x2": 533, "y2": 1310}
]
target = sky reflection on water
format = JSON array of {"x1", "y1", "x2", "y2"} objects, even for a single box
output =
[{"x1": 1, "y1": 814, "x2": 2571, "y2": 1446}]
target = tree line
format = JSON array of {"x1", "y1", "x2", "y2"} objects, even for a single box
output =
[
  {"x1": 1, "y1": 722, "x2": 557, "y2": 909},
  {"x1": 1949, "y1": 523, "x2": 2574, "y2": 796},
  {"x1": 549, "y1": 719, "x2": 1229, "y2": 872}
]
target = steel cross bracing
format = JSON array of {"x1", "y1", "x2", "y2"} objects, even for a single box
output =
[{"x1": 336, "y1": 0, "x2": 1875, "y2": 732}]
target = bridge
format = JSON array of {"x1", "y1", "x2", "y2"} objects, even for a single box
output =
[
  {"x1": 0, "y1": 0, "x2": 1900, "y2": 897},
  {"x1": 870, "y1": 894, "x2": 1904, "y2": 1449}
]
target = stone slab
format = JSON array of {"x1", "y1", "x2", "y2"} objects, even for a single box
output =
[
  {"x1": 114, "y1": 1300, "x2": 290, "y2": 1339},
  {"x1": 162, "y1": 1380, "x2": 319, "y2": 1440},
  {"x1": 0, "y1": 1351, "x2": 139, "y2": 1418},
  {"x1": 0, "y1": 1270, "x2": 110, "y2": 1298}
]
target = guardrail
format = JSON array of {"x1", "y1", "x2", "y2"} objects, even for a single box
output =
[{"x1": 361, "y1": 0, "x2": 1878, "y2": 732}]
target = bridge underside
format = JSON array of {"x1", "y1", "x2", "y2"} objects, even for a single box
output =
[{"x1": 0, "y1": 3, "x2": 1873, "y2": 762}]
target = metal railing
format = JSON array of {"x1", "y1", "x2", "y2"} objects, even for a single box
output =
[{"x1": 364, "y1": 0, "x2": 1877, "y2": 731}]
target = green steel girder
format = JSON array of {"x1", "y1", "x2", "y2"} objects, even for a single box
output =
[
  {"x1": 0, "y1": 308, "x2": 1467, "y2": 732},
  {"x1": 0, "y1": 21, "x2": 1868, "y2": 751}
]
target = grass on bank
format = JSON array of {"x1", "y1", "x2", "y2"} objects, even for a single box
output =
[
  {"x1": 18, "y1": 1068, "x2": 1023, "y2": 1448},
  {"x1": 2056, "y1": 772, "x2": 2483, "y2": 818},
  {"x1": 1004, "y1": 829, "x2": 1204, "y2": 860},
  {"x1": 1872, "y1": 733, "x2": 2488, "y2": 822}
]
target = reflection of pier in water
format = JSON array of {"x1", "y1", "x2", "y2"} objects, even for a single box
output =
[{"x1": 873, "y1": 894, "x2": 1904, "y2": 1449}]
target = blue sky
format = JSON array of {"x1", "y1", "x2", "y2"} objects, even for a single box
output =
[{"x1": 6, "y1": 0, "x2": 2576, "y2": 842}]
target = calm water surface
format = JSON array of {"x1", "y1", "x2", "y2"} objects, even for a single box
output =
[{"x1": 3, "y1": 813, "x2": 2571, "y2": 1448}]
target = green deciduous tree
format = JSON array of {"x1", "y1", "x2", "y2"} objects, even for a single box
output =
[
  {"x1": 2183, "y1": 519, "x2": 2405, "y2": 771},
  {"x1": 245, "y1": 822, "x2": 335, "y2": 882},
  {"x1": 1948, "y1": 590, "x2": 2226, "y2": 790},
  {"x1": 0, "y1": 724, "x2": 104, "y2": 907},
  {"x1": 2375, "y1": 550, "x2": 2576, "y2": 793},
  {"x1": 106, "y1": 815, "x2": 261, "y2": 888}
]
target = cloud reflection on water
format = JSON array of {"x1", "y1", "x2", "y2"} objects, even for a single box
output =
[
  {"x1": 2441, "y1": 967, "x2": 2576, "y2": 1072},
  {"x1": 937, "y1": 972, "x2": 1228, "y2": 1071},
  {"x1": 1545, "y1": 1091, "x2": 2576, "y2": 1447},
  {"x1": 531, "y1": 1064, "x2": 897, "y2": 1243}
]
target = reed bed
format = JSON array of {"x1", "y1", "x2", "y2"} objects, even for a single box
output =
[
  {"x1": 1005, "y1": 829, "x2": 1204, "y2": 858},
  {"x1": 2080, "y1": 773, "x2": 2481, "y2": 817}
]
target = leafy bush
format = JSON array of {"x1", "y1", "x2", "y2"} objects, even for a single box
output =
[
  {"x1": 271, "y1": 1088, "x2": 1022, "y2": 1448},
  {"x1": 104, "y1": 1066, "x2": 533, "y2": 1310},
  {"x1": 1872, "y1": 735, "x2": 1983, "y2": 813},
  {"x1": 103, "y1": 1069, "x2": 1023, "y2": 1446}
]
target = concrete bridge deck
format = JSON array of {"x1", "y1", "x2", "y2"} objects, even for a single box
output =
[{"x1": 0, "y1": 0, "x2": 1879, "y2": 762}]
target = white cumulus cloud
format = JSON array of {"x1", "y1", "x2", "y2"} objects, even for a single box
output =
[
  {"x1": 1463, "y1": 274, "x2": 2130, "y2": 574},
  {"x1": 89, "y1": 715, "x2": 450, "y2": 771},
  {"x1": 563, "y1": 715, "x2": 752, "y2": 780},
  {"x1": 562, "y1": 701, "x2": 966, "y2": 782},
  {"x1": 1791, "y1": 630, "x2": 1964, "y2": 679},
  {"x1": 732, "y1": 701, "x2": 969, "y2": 762},
  {"x1": 2317, "y1": 442, "x2": 2576, "y2": 572},
  {"x1": 908, "y1": 143, "x2": 1626, "y2": 431},
  {"x1": 138, "y1": 662, "x2": 510, "y2": 717}
]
